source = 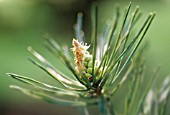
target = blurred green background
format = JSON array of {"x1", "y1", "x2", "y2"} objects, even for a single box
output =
[{"x1": 0, "y1": 0, "x2": 170, "y2": 114}]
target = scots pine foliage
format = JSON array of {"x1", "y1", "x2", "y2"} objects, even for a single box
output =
[{"x1": 7, "y1": 2, "x2": 169, "y2": 115}]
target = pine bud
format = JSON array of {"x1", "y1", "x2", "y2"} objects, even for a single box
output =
[
  {"x1": 84, "y1": 55, "x2": 92, "y2": 62},
  {"x1": 85, "y1": 73, "x2": 92, "y2": 78},
  {"x1": 87, "y1": 68, "x2": 92, "y2": 74},
  {"x1": 88, "y1": 60, "x2": 93, "y2": 67}
]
